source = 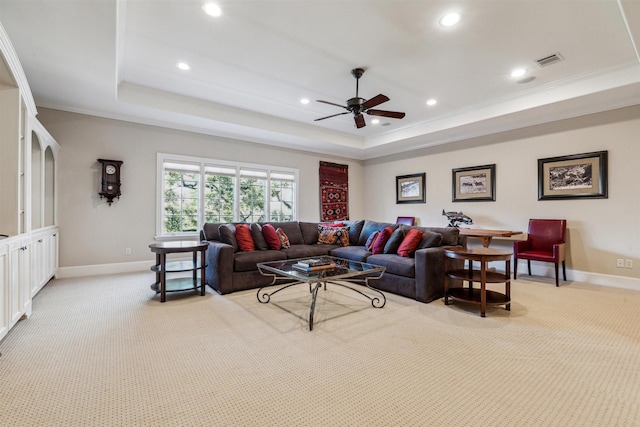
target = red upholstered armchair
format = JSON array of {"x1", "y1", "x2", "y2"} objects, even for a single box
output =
[{"x1": 514, "y1": 219, "x2": 567, "y2": 286}]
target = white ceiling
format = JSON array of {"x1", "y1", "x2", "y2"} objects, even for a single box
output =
[{"x1": 1, "y1": 0, "x2": 639, "y2": 160}]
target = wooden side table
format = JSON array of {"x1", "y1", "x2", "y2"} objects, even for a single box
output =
[
  {"x1": 149, "y1": 241, "x2": 209, "y2": 303},
  {"x1": 443, "y1": 246, "x2": 512, "y2": 317}
]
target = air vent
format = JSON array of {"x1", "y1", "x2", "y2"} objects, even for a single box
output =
[{"x1": 536, "y1": 53, "x2": 563, "y2": 68}]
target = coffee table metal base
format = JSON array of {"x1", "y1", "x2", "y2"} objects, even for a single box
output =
[{"x1": 257, "y1": 277, "x2": 386, "y2": 331}]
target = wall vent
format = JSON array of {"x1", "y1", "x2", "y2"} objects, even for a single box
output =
[{"x1": 536, "y1": 53, "x2": 563, "y2": 68}]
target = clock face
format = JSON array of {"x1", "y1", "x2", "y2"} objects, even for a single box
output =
[{"x1": 105, "y1": 165, "x2": 116, "y2": 175}]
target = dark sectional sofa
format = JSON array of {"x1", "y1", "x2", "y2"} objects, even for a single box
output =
[{"x1": 200, "y1": 220, "x2": 467, "y2": 303}]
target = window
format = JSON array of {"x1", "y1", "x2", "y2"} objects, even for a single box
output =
[{"x1": 157, "y1": 154, "x2": 298, "y2": 237}]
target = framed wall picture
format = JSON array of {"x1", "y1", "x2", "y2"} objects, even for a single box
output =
[
  {"x1": 538, "y1": 151, "x2": 608, "y2": 200},
  {"x1": 396, "y1": 173, "x2": 426, "y2": 204},
  {"x1": 452, "y1": 164, "x2": 496, "y2": 202}
]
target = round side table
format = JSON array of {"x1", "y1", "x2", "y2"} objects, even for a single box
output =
[
  {"x1": 443, "y1": 246, "x2": 512, "y2": 317},
  {"x1": 149, "y1": 241, "x2": 209, "y2": 302}
]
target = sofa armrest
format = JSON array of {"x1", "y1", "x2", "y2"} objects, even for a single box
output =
[
  {"x1": 414, "y1": 246, "x2": 463, "y2": 303},
  {"x1": 205, "y1": 241, "x2": 235, "y2": 294}
]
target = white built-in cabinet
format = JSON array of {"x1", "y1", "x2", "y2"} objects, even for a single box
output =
[{"x1": 1, "y1": 23, "x2": 59, "y2": 342}]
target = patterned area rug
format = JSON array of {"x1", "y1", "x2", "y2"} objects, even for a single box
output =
[{"x1": 319, "y1": 161, "x2": 349, "y2": 221}]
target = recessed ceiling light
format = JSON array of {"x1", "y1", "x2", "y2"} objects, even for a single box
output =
[
  {"x1": 300, "y1": 98, "x2": 310, "y2": 105},
  {"x1": 371, "y1": 119, "x2": 380, "y2": 124},
  {"x1": 439, "y1": 13, "x2": 460, "y2": 27},
  {"x1": 426, "y1": 99, "x2": 437, "y2": 106},
  {"x1": 202, "y1": 3, "x2": 222, "y2": 17},
  {"x1": 176, "y1": 62, "x2": 190, "y2": 71},
  {"x1": 510, "y1": 68, "x2": 527, "y2": 78}
]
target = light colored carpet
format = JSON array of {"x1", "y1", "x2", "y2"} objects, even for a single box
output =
[{"x1": 1, "y1": 272, "x2": 639, "y2": 426}]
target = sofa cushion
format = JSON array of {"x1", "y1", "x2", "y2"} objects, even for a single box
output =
[
  {"x1": 366, "y1": 254, "x2": 416, "y2": 278},
  {"x1": 276, "y1": 228, "x2": 291, "y2": 249},
  {"x1": 262, "y1": 224, "x2": 281, "y2": 250},
  {"x1": 422, "y1": 227, "x2": 460, "y2": 246},
  {"x1": 383, "y1": 228, "x2": 405, "y2": 254},
  {"x1": 372, "y1": 226, "x2": 393, "y2": 254},
  {"x1": 358, "y1": 220, "x2": 397, "y2": 246},
  {"x1": 418, "y1": 230, "x2": 443, "y2": 249},
  {"x1": 235, "y1": 224, "x2": 255, "y2": 252},
  {"x1": 267, "y1": 222, "x2": 305, "y2": 245},
  {"x1": 341, "y1": 220, "x2": 365, "y2": 245},
  {"x1": 218, "y1": 224, "x2": 239, "y2": 252},
  {"x1": 202, "y1": 222, "x2": 221, "y2": 241},
  {"x1": 397, "y1": 228, "x2": 424, "y2": 257},
  {"x1": 330, "y1": 246, "x2": 371, "y2": 262},
  {"x1": 250, "y1": 223, "x2": 269, "y2": 250},
  {"x1": 283, "y1": 244, "x2": 335, "y2": 259},
  {"x1": 234, "y1": 250, "x2": 286, "y2": 272},
  {"x1": 317, "y1": 225, "x2": 350, "y2": 246},
  {"x1": 299, "y1": 222, "x2": 320, "y2": 245}
]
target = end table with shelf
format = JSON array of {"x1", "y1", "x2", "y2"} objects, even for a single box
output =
[
  {"x1": 149, "y1": 241, "x2": 209, "y2": 302},
  {"x1": 443, "y1": 246, "x2": 512, "y2": 317}
]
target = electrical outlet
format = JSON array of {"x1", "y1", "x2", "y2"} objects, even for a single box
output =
[
  {"x1": 625, "y1": 259, "x2": 633, "y2": 269},
  {"x1": 616, "y1": 259, "x2": 624, "y2": 268},
  {"x1": 125, "y1": 247, "x2": 132, "y2": 255}
]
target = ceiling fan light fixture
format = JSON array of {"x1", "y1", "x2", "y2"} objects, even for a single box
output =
[
  {"x1": 300, "y1": 98, "x2": 310, "y2": 105},
  {"x1": 439, "y1": 13, "x2": 460, "y2": 27},
  {"x1": 426, "y1": 99, "x2": 437, "y2": 106},
  {"x1": 176, "y1": 62, "x2": 191, "y2": 71},
  {"x1": 202, "y1": 3, "x2": 222, "y2": 17}
]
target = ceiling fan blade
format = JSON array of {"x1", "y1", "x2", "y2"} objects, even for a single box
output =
[
  {"x1": 366, "y1": 109, "x2": 406, "y2": 119},
  {"x1": 362, "y1": 94, "x2": 390, "y2": 109},
  {"x1": 354, "y1": 114, "x2": 366, "y2": 128},
  {"x1": 314, "y1": 111, "x2": 350, "y2": 121},
  {"x1": 316, "y1": 100, "x2": 349, "y2": 110}
]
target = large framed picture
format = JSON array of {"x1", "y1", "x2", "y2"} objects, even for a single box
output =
[
  {"x1": 396, "y1": 173, "x2": 426, "y2": 204},
  {"x1": 538, "y1": 151, "x2": 608, "y2": 200},
  {"x1": 452, "y1": 164, "x2": 496, "y2": 202}
]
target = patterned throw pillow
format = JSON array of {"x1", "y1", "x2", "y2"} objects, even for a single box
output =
[
  {"x1": 317, "y1": 225, "x2": 350, "y2": 246},
  {"x1": 276, "y1": 228, "x2": 291, "y2": 249},
  {"x1": 397, "y1": 229, "x2": 424, "y2": 257},
  {"x1": 235, "y1": 224, "x2": 255, "y2": 252}
]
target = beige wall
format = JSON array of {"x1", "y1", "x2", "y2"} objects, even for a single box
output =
[
  {"x1": 363, "y1": 105, "x2": 640, "y2": 280},
  {"x1": 36, "y1": 108, "x2": 364, "y2": 268},
  {"x1": 37, "y1": 105, "x2": 639, "y2": 284}
]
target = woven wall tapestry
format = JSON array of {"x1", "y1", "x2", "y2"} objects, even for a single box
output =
[{"x1": 319, "y1": 161, "x2": 349, "y2": 221}]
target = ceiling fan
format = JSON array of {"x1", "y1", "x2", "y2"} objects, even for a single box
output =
[{"x1": 314, "y1": 68, "x2": 406, "y2": 129}]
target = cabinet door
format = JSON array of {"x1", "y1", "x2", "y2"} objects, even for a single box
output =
[
  {"x1": 31, "y1": 236, "x2": 45, "y2": 296},
  {"x1": 8, "y1": 239, "x2": 31, "y2": 327},
  {"x1": 0, "y1": 244, "x2": 8, "y2": 341}
]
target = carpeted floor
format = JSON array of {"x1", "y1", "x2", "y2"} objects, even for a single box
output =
[{"x1": 1, "y1": 272, "x2": 639, "y2": 426}]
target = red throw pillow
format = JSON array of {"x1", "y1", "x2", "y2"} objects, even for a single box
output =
[
  {"x1": 262, "y1": 224, "x2": 281, "y2": 250},
  {"x1": 371, "y1": 227, "x2": 393, "y2": 254},
  {"x1": 397, "y1": 228, "x2": 424, "y2": 257},
  {"x1": 235, "y1": 224, "x2": 255, "y2": 252}
]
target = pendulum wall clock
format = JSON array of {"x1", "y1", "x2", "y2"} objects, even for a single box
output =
[{"x1": 97, "y1": 159, "x2": 123, "y2": 205}]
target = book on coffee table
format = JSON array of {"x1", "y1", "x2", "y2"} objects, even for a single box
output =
[
  {"x1": 292, "y1": 262, "x2": 334, "y2": 273},
  {"x1": 296, "y1": 258, "x2": 331, "y2": 268}
]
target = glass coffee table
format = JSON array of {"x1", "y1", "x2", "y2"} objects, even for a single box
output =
[{"x1": 257, "y1": 256, "x2": 386, "y2": 330}]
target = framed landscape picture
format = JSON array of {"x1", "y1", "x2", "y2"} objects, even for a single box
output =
[
  {"x1": 396, "y1": 173, "x2": 426, "y2": 204},
  {"x1": 452, "y1": 164, "x2": 496, "y2": 202},
  {"x1": 538, "y1": 151, "x2": 608, "y2": 200}
]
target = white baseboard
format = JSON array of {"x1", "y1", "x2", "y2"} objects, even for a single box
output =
[
  {"x1": 512, "y1": 261, "x2": 640, "y2": 290},
  {"x1": 56, "y1": 260, "x2": 639, "y2": 290},
  {"x1": 56, "y1": 260, "x2": 155, "y2": 278}
]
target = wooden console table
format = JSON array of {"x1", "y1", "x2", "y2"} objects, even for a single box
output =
[
  {"x1": 149, "y1": 241, "x2": 208, "y2": 303},
  {"x1": 444, "y1": 246, "x2": 512, "y2": 317},
  {"x1": 458, "y1": 228, "x2": 522, "y2": 247}
]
